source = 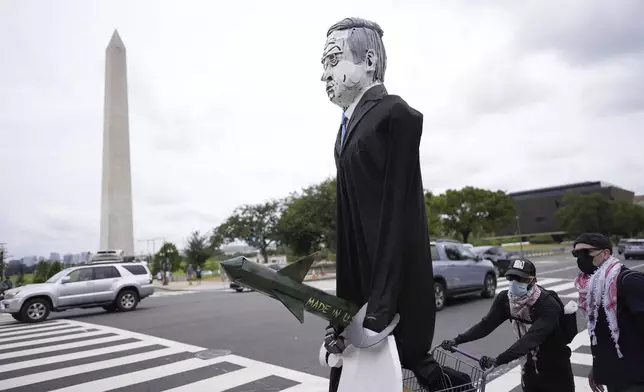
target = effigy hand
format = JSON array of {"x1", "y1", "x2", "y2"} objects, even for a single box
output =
[{"x1": 324, "y1": 324, "x2": 346, "y2": 355}]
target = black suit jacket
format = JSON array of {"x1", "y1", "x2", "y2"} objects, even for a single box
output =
[{"x1": 332, "y1": 84, "x2": 435, "y2": 369}]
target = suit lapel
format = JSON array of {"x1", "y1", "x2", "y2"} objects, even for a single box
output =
[{"x1": 340, "y1": 84, "x2": 388, "y2": 154}]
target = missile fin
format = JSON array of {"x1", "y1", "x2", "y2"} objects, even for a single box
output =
[
  {"x1": 273, "y1": 290, "x2": 305, "y2": 323},
  {"x1": 277, "y1": 252, "x2": 320, "y2": 282}
]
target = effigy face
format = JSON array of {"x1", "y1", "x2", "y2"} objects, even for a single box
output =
[{"x1": 321, "y1": 30, "x2": 373, "y2": 110}]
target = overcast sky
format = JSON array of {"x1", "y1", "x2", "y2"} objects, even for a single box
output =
[{"x1": 1, "y1": 0, "x2": 643, "y2": 258}]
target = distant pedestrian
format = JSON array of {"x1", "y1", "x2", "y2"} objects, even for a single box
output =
[
  {"x1": 187, "y1": 264, "x2": 194, "y2": 286},
  {"x1": 196, "y1": 266, "x2": 202, "y2": 284},
  {"x1": 573, "y1": 233, "x2": 644, "y2": 392}
]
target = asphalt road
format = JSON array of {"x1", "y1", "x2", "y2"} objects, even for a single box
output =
[{"x1": 38, "y1": 254, "x2": 644, "y2": 387}]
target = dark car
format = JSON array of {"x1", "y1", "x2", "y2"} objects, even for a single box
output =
[
  {"x1": 472, "y1": 246, "x2": 513, "y2": 276},
  {"x1": 230, "y1": 263, "x2": 286, "y2": 292}
]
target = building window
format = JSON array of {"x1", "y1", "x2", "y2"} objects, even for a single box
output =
[{"x1": 535, "y1": 216, "x2": 546, "y2": 223}]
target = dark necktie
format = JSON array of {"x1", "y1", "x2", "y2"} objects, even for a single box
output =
[{"x1": 340, "y1": 112, "x2": 348, "y2": 148}]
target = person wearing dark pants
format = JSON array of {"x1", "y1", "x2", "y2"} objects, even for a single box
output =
[
  {"x1": 572, "y1": 233, "x2": 644, "y2": 392},
  {"x1": 442, "y1": 258, "x2": 575, "y2": 392}
]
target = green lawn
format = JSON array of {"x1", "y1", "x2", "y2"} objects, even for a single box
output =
[
  {"x1": 503, "y1": 242, "x2": 571, "y2": 252},
  {"x1": 8, "y1": 273, "x2": 34, "y2": 285}
]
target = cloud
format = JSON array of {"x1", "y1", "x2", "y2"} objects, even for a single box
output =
[
  {"x1": 1, "y1": 0, "x2": 643, "y2": 258},
  {"x1": 513, "y1": 0, "x2": 644, "y2": 65}
]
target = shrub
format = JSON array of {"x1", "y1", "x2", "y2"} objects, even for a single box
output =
[{"x1": 529, "y1": 234, "x2": 554, "y2": 244}]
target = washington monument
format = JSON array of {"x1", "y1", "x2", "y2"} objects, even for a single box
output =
[{"x1": 100, "y1": 30, "x2": 134, "y2": 255}]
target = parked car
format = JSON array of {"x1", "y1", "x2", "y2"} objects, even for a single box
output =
[
  {"x1": 434, "y1": 238, "x2": 462, "y2": 244},
  {"x1": 472, "y1": 246, "x2": 513, "y2": 276},
  {"x1": 0, "y1": 261, "x2": 154, "y2": 323},
  {"x1": 623, "y1": 239, "x2": 644, "y2": 260},
  {"x1": 617, "y1": 238, "x2": 632, "y2": 255},
  {"x1": 230, "y1": 263, "x2": 286, "y2": 292},
  {"x1": 431, "y1": 241, "x2": 498, "y2": 311}
]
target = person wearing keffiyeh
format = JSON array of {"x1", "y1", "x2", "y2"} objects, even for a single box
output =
[
  {"x1": 573, "y1": 233, "x2": 644, "y2": 392},
  {"x1": 441, "y1": 258, "x2": 574, "y2": 392}
]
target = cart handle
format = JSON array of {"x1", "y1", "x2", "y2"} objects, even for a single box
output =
[
  {"x1": 450, "y1": 347, "x2": 481, "y2": 362},
  {"x1": 431, "y1": 344, "x2": 483, "y2": 362}
]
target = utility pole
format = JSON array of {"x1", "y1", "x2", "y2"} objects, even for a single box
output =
[
  {"x1": 0, "y1": 243, "x2": 7, "y2": 281},
  {"x1": 515, "y1": 216, "x2": 524, "y2": 258}
]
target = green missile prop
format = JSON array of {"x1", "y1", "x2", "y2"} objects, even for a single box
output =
[
  {"x1": 220, "y1": 253, "x2": 358, "y2": 328},
  {"x1": 220, "y1": 253, "x2": 400, "y2": 348}
]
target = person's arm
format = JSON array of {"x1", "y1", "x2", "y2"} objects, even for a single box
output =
[
  {"x1": 363, "y1": 102, "x2": 423, "y2": 333},
  {"x1": 454, "y1": 292, "x2": 509, "y2": 345},
  {"x1": 621, "y1": 272, "x2": 644, "y2": 334},
  {"x1": 495, "y1": 295, "x2": 561, "y2": 366}
]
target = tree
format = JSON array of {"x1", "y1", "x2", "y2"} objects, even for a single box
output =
[
  {"x1": 15, "y1": 264, "x2": 25, "y2": 286},
  {"x1": 556, "y1": 193, "x2": 614, "y2": 236},
  {"x1": 439, "y1": 187, "x2": 516, "y2": 243},
  {"x1": 610, "y1": 201, "x2": 644, "y2": 237},
  {"x1": 278, "y1": 178, "x2": 337, "y2": 256},
  {"x1": 32, "y1": 260, "x2": 63, "y2": 283},
  {"x1": 215, "y1": 200, "x2": 282, "y2": 263},
  {"x1": 184, "y1": 230, "x2": 211, "y2": 268},
  {"x1": 32, "y1": 261, "x2": 49, "y2": 283},
  {"x1": 424, "y1": 191, "x2": 444, "y2": 237},
  {"x1": 154, "y1": 242, "x2": 182, "y2": 273}
]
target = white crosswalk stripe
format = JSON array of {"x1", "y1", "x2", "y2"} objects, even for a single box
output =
[{"x1": 0, "y1": 318, "x2": 328, "y2": 392}]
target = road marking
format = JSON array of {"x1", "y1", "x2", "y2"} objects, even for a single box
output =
[
  {"x1": 541, "y1": 281, "x2": 576, "y2": 293},
  {"x1": 539, "y1": 265, "x2": 580, "y2": 275},
  {"x1": 0, "y1": 319, "x2": 329, "y2": 392},
  {"x1": 0, "y1": 347, "x2": 185, "y2": 390},
  {"x1": 0, "y1": 340, "x2": 155, "y2": 372}
]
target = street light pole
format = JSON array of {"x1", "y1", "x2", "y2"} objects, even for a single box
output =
[
  {"x1": 0, "y1": 243, "x2": 6, "y2": 281},
  {"x1": 515, "y1": 215, "x2": 524, "y2": 258}
]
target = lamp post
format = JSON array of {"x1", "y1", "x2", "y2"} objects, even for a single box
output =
[{"x1": 516, "y1": 215, "x2": 524, "y2": 258}]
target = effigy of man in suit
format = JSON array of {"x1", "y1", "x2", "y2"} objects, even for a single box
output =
[{"x1": 320, "y1": 17, "x2": 437, "y2": 392}]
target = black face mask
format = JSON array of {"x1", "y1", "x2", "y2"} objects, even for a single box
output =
[{"x1": 576, "y1": 253, "x2": 598, "y2": 275}]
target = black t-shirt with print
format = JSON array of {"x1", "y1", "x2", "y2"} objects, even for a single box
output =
[{"x1": 591, "y1": 269, "x2": 644, "y2": 387}]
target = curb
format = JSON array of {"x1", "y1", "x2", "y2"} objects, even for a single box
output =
[
  {"x1": 153, "y1": 274, "x2": 338, "y2": 292},
  {"x1": 153, "y1": 285, "x2": 227, "y2": 292}
]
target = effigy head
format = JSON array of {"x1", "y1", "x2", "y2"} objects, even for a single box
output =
[{"x1": 321, "y1": 17, "x2": 387, "y2": 110}]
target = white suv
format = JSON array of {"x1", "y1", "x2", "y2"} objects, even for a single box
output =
[{"x1": 0, "y1": 262, "x2": 155, "y2": 323}]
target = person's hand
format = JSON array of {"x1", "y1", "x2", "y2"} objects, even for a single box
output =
[
  {"x1": 479, "y1": 356, "x2": 496, "y2": 370},
  {"x1": 441, "y1": 339, "x2": 457, "y2": 351},
  {"x1": 588, "y1": 368, "x2": 604, "y2": 392},
  {"x1": 323, "y1": 324, "x2": 346, "y2": 355}
]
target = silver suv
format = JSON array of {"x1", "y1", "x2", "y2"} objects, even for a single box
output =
[{"x1": 0, "y1": 262, "x2": 155, "y2": 323}]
